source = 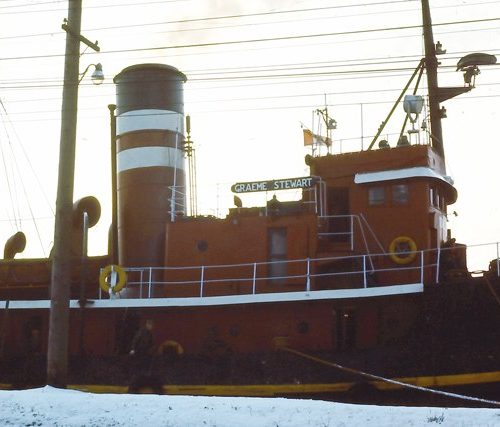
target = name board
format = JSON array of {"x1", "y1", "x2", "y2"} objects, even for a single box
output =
[{"x1": 231, "y1": 176, "x2": 317, "y2": 194}]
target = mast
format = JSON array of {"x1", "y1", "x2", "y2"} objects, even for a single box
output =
[{"x1": 421, "y1": 0, "x2": 445, "y2": 161}]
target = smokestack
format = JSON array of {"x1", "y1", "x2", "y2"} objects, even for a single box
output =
[{"x1": 113, "y1": 64, "x2": 187, "y2": 269}]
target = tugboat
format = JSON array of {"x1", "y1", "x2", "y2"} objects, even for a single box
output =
[{"x1": 0, "y1": 0, "x2": 499, "y2": 406}]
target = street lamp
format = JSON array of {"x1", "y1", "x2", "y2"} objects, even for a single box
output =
[{"x1": 79, "y1": 63, "x2": 104, "y2": 85}]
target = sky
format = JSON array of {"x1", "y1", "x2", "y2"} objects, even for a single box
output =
[
  {"x1": 0, "y1": 0, "x2": 499, "y2": 269},
  {"x1": 0, "y1": 386, "x2": 499, "y2": 426}
]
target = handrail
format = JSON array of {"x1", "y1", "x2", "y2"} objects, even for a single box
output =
[
  {"x1": 168, "y1": 184, "x2": 187, "y2": 221},
  {"x1": 101, "y1": 242, "x2": 500, "y2": 300},
  {"x1": 318, "y1": 214, "x2": 375, "y2": 270},
  {"x1": 107, "y1": 250, "x2": 424, "y2": 300}
]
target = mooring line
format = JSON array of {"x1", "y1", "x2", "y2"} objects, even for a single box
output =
[{"x1": 282, "y1": 347, "x2": 500, "y2": 407}]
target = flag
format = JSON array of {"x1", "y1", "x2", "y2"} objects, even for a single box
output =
[{"x1": 303, "y1": 129, "x2": 331, "y2": 146}]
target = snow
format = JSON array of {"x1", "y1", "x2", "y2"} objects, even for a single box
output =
[{"x1": 0, "y1": 387, "x2": 498, "y2": 427}]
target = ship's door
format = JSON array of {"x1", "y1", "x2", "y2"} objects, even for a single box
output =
[
  {"x1": 331, "y1": 308, "x2": 357, "y2": 350},
  {"x1": 337, "y1": 309, "x2": 356, "y2": 350},
  {"x1": 268, "y1": 227, "x2": 287, "y2": 284},
  {"x1": 327, "y1": 187, "x2": 350, "y2": 243}
]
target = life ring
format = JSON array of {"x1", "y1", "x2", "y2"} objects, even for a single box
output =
[
  {"x1": 389, "y1": 236, "x2": 417, "y2": 264},
  {"x1": 99, "y1": 264, "x2": 127, "y2": 293},
  {"x1": 158, "y1": 340, "x2": 184, "y2": 356}
]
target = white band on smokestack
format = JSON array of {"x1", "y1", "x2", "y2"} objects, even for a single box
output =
[
  {"x1": 117, "y1": 109, "x2": 184, "y2": 136},
  {"x1": 117, "y1": 146, "x2": 185, "y2": 173}
]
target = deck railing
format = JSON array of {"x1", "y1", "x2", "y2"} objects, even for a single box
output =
[
  {"x1": 100, "y1": 250, "x2": 426, "y2": 299},
  {"x1": 99, "y1": 242, "x2": 500, "y2": 300}
]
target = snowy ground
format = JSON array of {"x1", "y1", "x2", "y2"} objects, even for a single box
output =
[{"x1": 0, "y1": 387, "x2": 498, "y2": 426}]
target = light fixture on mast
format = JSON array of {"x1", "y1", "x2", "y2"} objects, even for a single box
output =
[
  {"x1": 435, "y1": 41, "x2": 446, "y2": 55},
  {"x1": 403, "y1": 94, "x2": 424, "y2": 134}
]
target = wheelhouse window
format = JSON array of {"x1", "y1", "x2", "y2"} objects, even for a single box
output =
[
  {"x1": 430, "y1": 186, "x2": 444, "y2": 211},
  {"x1": 368, "y1": 186, "x2": 385, "y2": 206},
  {"x1": 392, "y1": 184, "x2": 409, "y2": 205}
]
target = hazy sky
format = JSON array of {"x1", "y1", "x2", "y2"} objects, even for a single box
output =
[{"x1": 0, "y1": 0, "x2": 499, "y2": 268}]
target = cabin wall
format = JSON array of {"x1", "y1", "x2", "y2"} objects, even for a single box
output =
[
  {"x1": 310, "y1": 145, "x2": 443, "y2": 178},
  {"x1": 352, "y1": 180, "x2": 430, "y2": 252},
  {"x1": 161, "y1": 214, "x2": 318, "y2": 297},
  {"x1": 0, "y1": 256, "x2": 109, "y2": 301}
]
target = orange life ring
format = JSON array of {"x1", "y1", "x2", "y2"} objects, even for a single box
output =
[
  {"x1": 158, "y1": 340, "x2": 184, "y2": 356},
  {"x1": 99, "y1": 265, "x2": 127, "y2": 293},
  {"x1": 389, "y1": 236, "x2": 417, "y2": 264}
]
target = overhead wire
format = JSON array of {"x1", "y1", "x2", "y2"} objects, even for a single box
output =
[
  {"x1": 0, "y1": 1, "x2": 419, "y2": 40},
  {"x1": 0, "y1": 99, "x2": 51, "y2": 255},
  {"x1": 0, "y1": 0, "x2": 188, "y2": 14},
  {"x1": 82, "y1": 0, "x2": 500, "y2": 40},
  {"x1": 0, "y1": 99, "x2": 21, "y2": 231},
  {"x1": 0, "y1": 0, "x2": 416, "y2": 16},
  {"x1": 1, "y1": 63, "x2": 499, "y2": 121},
  {"x1": 0, "y1": 5, "x2": 497, "y2": 112},
  {"x1": 0, "y1": 0, "x2": 497, "y2": 42},
  {"x1": 1, "y1": 15, "x2": 500, "y2": 62},
  {"x1": 0, "y1": 0, "x2": 498, "y2": 255}
]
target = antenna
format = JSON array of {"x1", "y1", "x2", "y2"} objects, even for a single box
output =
[
  {"x1": 184, "y1": 114, "x2": 198, "y2": 217},
  {"x1": 315, "y1": 104, "x2": 336, "y2": 154}
]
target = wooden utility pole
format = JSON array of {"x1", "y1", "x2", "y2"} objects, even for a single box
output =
[
  {"x1": 48, "y1": 0, "x2": 100, "y2": 387},
  {"x1": 47, "y1": 0, "x2": 82, "y2": 388}
]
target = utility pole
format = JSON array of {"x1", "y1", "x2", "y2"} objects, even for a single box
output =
[
  {"x1": 47, "y1": 0, "x2": 82, "y2": 388},
  {"x1": 48, "y1": 0, "x2": 100, "y2": 387},
  {"x1": 421, "y1": 0, "x2": 444, "y2": 160}
]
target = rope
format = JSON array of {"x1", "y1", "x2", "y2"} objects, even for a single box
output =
[{"x1": 282, "y1": 347, "x2": 500, "y2": 407}]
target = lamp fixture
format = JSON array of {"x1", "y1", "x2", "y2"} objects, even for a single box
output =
[
  {"x1": 435, "y1": 41, "x2": 446, "y2": 55},
  {"x1": 79, "y1": 63, "x2": 104, "y2": 84}
]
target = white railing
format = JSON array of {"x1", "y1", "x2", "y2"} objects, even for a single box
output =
[
  {"x1": 317, "y1": 214, "x2": 386, "y2": 260},
  {"x1": 99, "y1": 242, "x2": 500, "y2": 300},
  {"x1": 318, "y1": 214, "x2": 355, "y2": 250},
  {"x1": 99, "y1": 251, "x2": 426, "y2": 300}
]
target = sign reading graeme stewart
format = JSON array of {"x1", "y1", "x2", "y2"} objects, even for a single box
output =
[{"x1": 231, "y1": 176, "x2": 317, "y2": 194}]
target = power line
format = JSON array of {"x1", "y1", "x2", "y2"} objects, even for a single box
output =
[
  {"x1": 1, "y1": 58, "x2": 499, "y2": 104},
  {"x1": 0, "y1": 0, "x2": 413, "y2": 16},
  {"x1": 4, "y1": 82, "x2": 500, "y2": 123},
  {"x1": 81, "y1": 0, "x2": 499, "y2": 37},
  {"x1": 2, "y1": 16, "x2": 500, "y2": 63},
  {"x1": 0, "y1": 1, "x2": 417, "y2": 39},
  {"x1": 2, "y1": 0, "x2": 497, "y2": 42},
  {"x1": 0, "y1": 55, "x2": 426, "y2": 85},
  {"x1": 0, "y1": 0, "x2": 188, "y2": 14}
]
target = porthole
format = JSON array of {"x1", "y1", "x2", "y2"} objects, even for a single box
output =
[{"x1": 297, "y1": 321, "x2": 309, "y2": 334}]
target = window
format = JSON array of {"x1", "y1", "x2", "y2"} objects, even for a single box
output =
[
  {"x1": 430, "y1": 186, "x2": 443, "y2": 211},
  {"x1": 368, "y1": 187, "x2": 385, "y2": 206},
  {"x1": 392, "y1": 184, "x2": 409, "y2": 205}
]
